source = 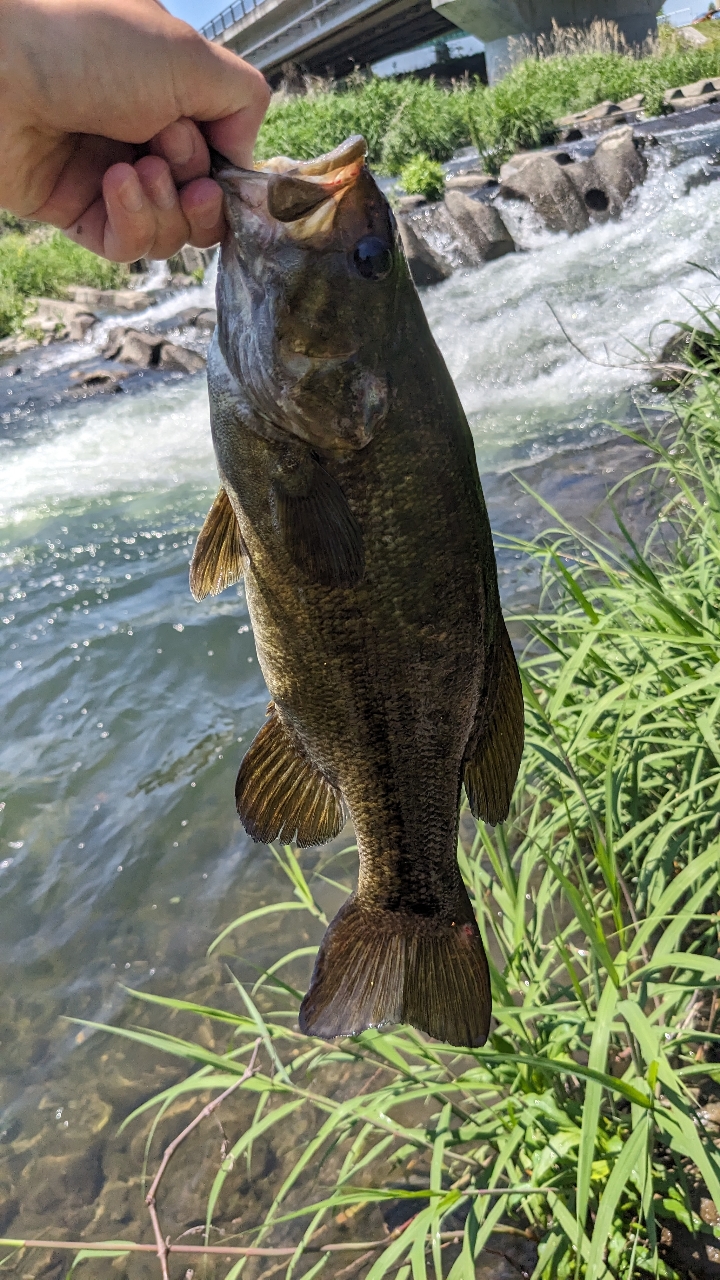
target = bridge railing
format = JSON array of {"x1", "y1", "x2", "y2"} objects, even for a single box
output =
[{"x1": 200, "y1": 0, "x2": 261, "y2": 38}]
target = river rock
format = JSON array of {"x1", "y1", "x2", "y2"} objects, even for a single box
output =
[
  {"x1": 397, "y1": 194, "x2": 427, "y2": 212},
  {"x1": 69, "y1": 367, "x2": 129, "y2": 390},
  {"x1": 500, "y1": 127, "x2": 646, "y2": 232},
  {"x1": 21, "y1": 1143, "x2": 104, "y2": 1214},
  {"x1": 30, "y1": 297, "x2": 97, "y2": 341},
  {"x1": 584, "y1": 125, "x2": 647, "y2": 207},
  {"x1": 499, "y1": 151, "x2": 590, "y2": 233},
  {"x1": 399, "y1": 192, "x2": 514, "y2": 283},
  {"x1": 66, "y1": 286, "x2": 151, "y2": 312},
  {"x1": 158, "y1": 342, "x2": 206, "y2": 373},
  {"x1": 104, "y1": 328, "x2": 162, "y2": 366},
  {"x1": 443, "y1": 190, "x2": 515, "y2": 261},
  {"x1": 396, "y1": 216, "x2": 452, "y2": 286},
  {"x1": 664, "y1": 75, "x2": 720, "y2": 110},
  {"x1": 445, "y1": 172, "x2": 498, "y2": 194},
  {"x1": 556, "y1": 100, "x2": 627, "y2": 128}
]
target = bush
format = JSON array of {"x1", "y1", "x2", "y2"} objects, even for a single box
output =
[
  {"x1": 87, "y1": 339, "x2": 720, "y2": 1278},
  {"x1": 399, "y1": 153, "x2": 445, "y2": 201}
]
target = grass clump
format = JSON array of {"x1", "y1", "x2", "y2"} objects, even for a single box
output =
[
  {"x1": 0, "y1": 230, "x2": 127, "y2": 338},
  {"x1": 399, "y1": 153, "x2": 445, "y2": 202},
  {"x1": 85, "y1": 346, "x2": 720, "y2": 1278}
]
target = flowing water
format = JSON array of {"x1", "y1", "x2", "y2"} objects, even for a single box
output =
[{"x1": 1, "y1": 116, "x2": 720, "y2": 1262}]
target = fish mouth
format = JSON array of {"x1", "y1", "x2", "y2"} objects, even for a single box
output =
[{"x1": 212, "y1": 136, "x2": 369, "y2": 242}]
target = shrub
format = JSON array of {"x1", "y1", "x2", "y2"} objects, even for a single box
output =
[{"x1": 399, "y1": 153, "x2": 445, "y2": 201}]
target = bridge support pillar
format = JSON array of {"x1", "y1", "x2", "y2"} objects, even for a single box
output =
[{"x1": 430, "y1": 0, "x2": 657, "y2": 81}]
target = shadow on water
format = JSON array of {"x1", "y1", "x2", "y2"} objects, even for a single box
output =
[{"x1": 2, "y1": 115, "x2": 720, "y2": 1277}]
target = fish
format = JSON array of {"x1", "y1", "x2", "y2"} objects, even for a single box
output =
[{"x1": 190, "y1": 134, "x2": 524, "y2": 1048}]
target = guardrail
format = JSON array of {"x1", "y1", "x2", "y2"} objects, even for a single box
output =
[{"x1": 200, "y1": 0, "x2": 261, "y2": 39}]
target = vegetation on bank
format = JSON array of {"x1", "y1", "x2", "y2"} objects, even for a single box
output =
[
  {"x1": 399, "y1": 153, "x2": 446, "y2": 202},
  {"x1": 256, "y1": 33, "x2": 720, "y2": 174},
  {"x1": 0, "y1": 230, "x2": 127, "y2": 339},
  {"x1": 79, "y1": 336, "x2": 720, "y2": 1278}
]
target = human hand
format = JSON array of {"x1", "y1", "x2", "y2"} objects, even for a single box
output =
[{"x1": 0, "y1": 0, "x2": 271, "y2": 261}]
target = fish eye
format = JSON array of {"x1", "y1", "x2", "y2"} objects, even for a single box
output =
[{"x1": 352, "y1": 236, "x2": 393, "y2": 281}]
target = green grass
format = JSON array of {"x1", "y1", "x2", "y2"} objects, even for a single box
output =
[
  {"x1": 399, "y1": 154, "x2": 446, "y2": 202},
  {"x1": 78, "y1": 339, "x2": 720, "y2": 1278},
  {"x1": 0, "y1": 231, "x2": 127, "y2": 339},
  {"x1": 256, "y1": 38, "x2": 720, "y2": 175}
]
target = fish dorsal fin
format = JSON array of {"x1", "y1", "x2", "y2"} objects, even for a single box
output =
[
  {"x1": 189, "y1": 487, "x2": 244, "y2": 602},
  {"x1": 464, "y1": 622, "x2": 524, "y2": 826},
  {"x1": 236, "y1": 704, "x2": 345, "y2": 848},
  {"x1": 273, "y1": 462, "x2": 364, "y2": 589}
]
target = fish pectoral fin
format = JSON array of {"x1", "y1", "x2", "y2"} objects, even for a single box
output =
[
  {"x1": 236, "y1": 704, "x2": 345, "y2": 848},
  {"x1": 189, "y1": 487, "x2": 245, "y2": 602},
  {"x1": 464, "y1": 621, "x2": 524, "y2": 826},
  {"x1": 299, "y1": 892, "x2": 491, "y2": 1049},
  {"x1": 273, "y1": 461, "x2": 364, "y2": 589}
]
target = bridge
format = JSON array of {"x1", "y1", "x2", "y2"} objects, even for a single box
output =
[
  {"x1": 202, "y1": 0, "x2": 658, "y2": 85},
  {"x1": 200, "y1": 0, "x2": 459, "y2": 82}
]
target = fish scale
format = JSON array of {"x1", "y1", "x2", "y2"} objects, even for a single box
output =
[{"x1": 191, "y1": 134, "x2": 524, "y2": 1048}]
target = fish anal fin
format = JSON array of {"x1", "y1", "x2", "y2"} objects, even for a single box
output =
[
  {"x1": 236, "y1": 704, "x2": 345, "y2": 848},
  {"x1": 299, "y1": 893, "x2": 491, "y2": 1048},
  {"x1": 190, "y1": 487, "x2": 245, "y2": 602},
  {"x1": 464, "y1": 622, "x2": 524, "y2": 826},
  {"x1": 273, "y1": 462, "x2": 364, "y2": 590}
]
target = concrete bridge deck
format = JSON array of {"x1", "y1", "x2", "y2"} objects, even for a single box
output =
[{"x1": 202, "y1": 0, "x2": 457, "y2": 81}]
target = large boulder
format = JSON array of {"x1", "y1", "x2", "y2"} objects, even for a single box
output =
[
  {"x1": 500, "y1": 126, "x2": 646, "y2": 233},
  {"x1": 499, "y1": 151, "x2": 590, "y2": 234},
  {"x1": 397, "y1": 215, "x2": 452, "y2": 286},
  {"x1": 399, "y1": 191, "x2": 515, "y2": 284},
  {"x1": 581, "y1": 124, "x2": 647, "y2": 209},
  {"x1": 444, "y1": 190, "x2": 515, "y2": 262},
  {"x1": 29, "y1": 296, "x2": 97, "y2": 341}
]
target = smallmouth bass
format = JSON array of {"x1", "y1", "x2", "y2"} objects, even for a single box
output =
[{"x1": 191, "y1": 135, "x2": 524, "y2": 1047}]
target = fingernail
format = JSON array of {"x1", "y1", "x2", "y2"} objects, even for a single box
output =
[
  {"x1": 118, "y1": 174, "x2": 144, "y2": 215},
  {"x1": 162, "y1": 120, "x2": 195, "y2": 167},
  {"x1": 151, "y1": 170, "x2": 178, "y2": 212}
]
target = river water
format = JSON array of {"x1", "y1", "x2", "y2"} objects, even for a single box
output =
[{"x1": 1, "y1": 117, "x2": 720, "y2": 1259}]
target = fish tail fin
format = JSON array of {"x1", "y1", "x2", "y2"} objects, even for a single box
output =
[{"x1": 298, "y1": 893, "x2": 491, "y2": 1048}]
